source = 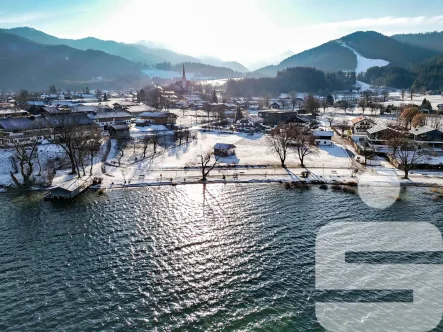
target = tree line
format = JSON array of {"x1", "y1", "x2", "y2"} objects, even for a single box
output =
[
  {"x1": 225, "y1": 67, "x2": 356, "y2": 97},
  {"x1": 358, "y1": 54, "x2": 443, "y2": 91}
]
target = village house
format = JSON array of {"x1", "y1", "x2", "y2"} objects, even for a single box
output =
[
  {"x1": 366, "y1": 125, "x2": 398, "y2": 153},
  {"x1": 214, "y1": 143, "x2": 236, "y2": 157},
  {"x1": 409, "y1": 126, "x2": 443, "y2": 154},
  {"x1": 0, "y1": 114, "x2": 96, "y2": 146},
  {"x1": 235, "y1": 116, "x2": 263, "y2": 131},
  {"x1": 50, "y1": 100, "x2": 75, "y2": 107},
  {"x1": 183, "y1": 95, "x2": 204, "y2": 108},
  {"x1": 92, "y1": 111, "x2": 133, "y2": 127},
  {"x1": 140, "y1": 111, "x2": 177, "y2": 125},
  {"x1": 108, "y1": 124, "x2": 130, "y2": 139},
  {"x1": 288, "y1": 115, "x2": 311, "y2": 127},
  {"x1": 41, "y1": 93, "x2": 64, "y2": 100},
  {"x1": 126, "y1": 105, "x2": 157, "y2": 117},
  {"x1": 75, "y1": 94, "x2": 96, "y2": 100},
  {"x1": 313, "y1": 130, "x2": 334, "y2": 146},
  {"x1": 258, "y1": 110, "x2": 299, "y2": 126},
  {"x1": 113, "y1": 101, "x2": 137, "y2": 110},
  {"x1": 0, "y1": 102, "x2": 14, "y2": 109},
  {"x1": 353, "y1": 124, "x2": 397, "y2": 155},
  {"x1": 269, "y1": 100, "x2": 283, "y2": 109},
  {"x1": 0, "y1": 109, "x2": 28, "y2": 119},
  {"x1": 350, "y1": 116, "x2": 376, "y2": 134},
  {"x1": 41, "y1": 106, "x2": 72, "y2": 115},
  {"x1": 26, "y1": 101, "x2": 45, "y2": 108},
  {"x1": 71, "y1": 105, "x2": 109, "y2": 115}
]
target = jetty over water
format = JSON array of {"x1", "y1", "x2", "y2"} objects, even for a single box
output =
[{"x1": 45, "y1": 176, "x2": 102, "y2": 200}]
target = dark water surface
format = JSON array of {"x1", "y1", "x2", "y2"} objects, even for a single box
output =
[{"x1": 0, "y1": 184, "x2": 442, "y2": 331}]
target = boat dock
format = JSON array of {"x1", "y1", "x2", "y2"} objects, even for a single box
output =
[{"x1": 44, "y1": 176, "x2": 102, "y2": 200}]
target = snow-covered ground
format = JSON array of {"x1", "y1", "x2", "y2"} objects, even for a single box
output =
[
  {"x1": 355, "y1": 80, "x2": 372, "y2": 92},
  {"x1": 0, "y1": 143, "x2": 68, "y2": 186},
  {"x1": 384, "y1": 93, "x2": 443, "y2": 110},
  {"x1": 340, "y1": 43, "x2": 389, "y2": 73},
  {"x1": 98, "y1": 131, "x2": 353, "y2": 187}
]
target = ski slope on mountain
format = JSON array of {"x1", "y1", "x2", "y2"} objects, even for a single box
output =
[{"x1": 340, "y1": 42, "x2": 389, "y2": 73}]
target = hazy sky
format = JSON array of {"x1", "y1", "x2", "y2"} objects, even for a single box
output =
[{"x1": 1, "y1": 0, "x2": 443, "y2": 67}]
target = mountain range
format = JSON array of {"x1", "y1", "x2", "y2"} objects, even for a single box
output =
[
  {"x1": 2, "y1": 27, "x2": 250, "y2": 73},
  {"x1": 2, "y1": 26, "x2": 443, "y2": 91},
  {"x1": 0, "y1": 32, "x2": 143, "y2": 91},
  {"x1": 254, "y1": 31, "x2": 440, "y2": 76}
]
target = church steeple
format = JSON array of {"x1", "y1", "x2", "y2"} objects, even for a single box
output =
[{"x1": 181, "y1": 64, "x2": 187, "y2": 90}]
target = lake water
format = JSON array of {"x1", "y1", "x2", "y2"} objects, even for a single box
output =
[{"x1": 1, "y1": 184, "x2": 442, "y2": 331}]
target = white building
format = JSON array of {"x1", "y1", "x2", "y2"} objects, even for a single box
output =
[
  {"x1": 313, "y1": 130, "x2": 334, "y2": 146},
  {"x1": 92, "y1": 111, "x2": 133, "y2": 127}
]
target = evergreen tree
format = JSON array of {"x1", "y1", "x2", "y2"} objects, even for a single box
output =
[
  {"x1": 103, "y1": 92, "x2": 108, "y2": 101},
  {"x1": 211, "y1": 90, "x2": 218, "y2": 103},
  {"x1": 421, "y1": 98, "x2": 432, "y2": 111},
  {"x1": 235, "y1": 107, "x2": 243, "y2": 121},
  {"x1": 326, "y1": 94, "x2": 334, "y2": 106}
]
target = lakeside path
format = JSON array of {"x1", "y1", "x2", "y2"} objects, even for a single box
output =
[{"x1": 95, "y1": 165, "x2": 443, "y2": 189}]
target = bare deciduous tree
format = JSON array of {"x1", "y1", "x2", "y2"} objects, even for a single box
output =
[
  {"x1": 9, "y1": 140, "x2": 39, "y2": 187},
  {"x1": 326, "y1": 116, "x2": 335, "y2": 127},
  {"x1": 358, "y1": 100, "x2": 367, "y2": 115},
  {"x1": 428, "y1": 115, "x2": 443, "y2": 130},
  {"x1": 336, "y1": 119, "x2": 350, "y2": 135},
  {"x1": 187, "y1": 147, "x2": 220, "y2": 181},
  {"x1": 388, "y1": 134, "x2": 428, "y2": 179},
  {"x1": 46, "y1": 114, "x2": 97, "y2": 175},
  {"x1": 267, "y1": 124, "x2": 294, "y2": 167},
  {"x1": 381, "y1": 90, "x2": 389, "y2": 102},
  {"x1": 82, "y1": 132, "x2": 102, "y2": 176},
  {"x1": 291, "y1": 126, "x2": 318, "y2": 167}
]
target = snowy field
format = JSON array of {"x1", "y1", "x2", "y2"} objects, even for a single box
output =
[
  {"x1": 384, "y1": 94, "x2": 443, "y2": 109},
  {"x1": 0, "y1": 144, "x2": 68, "y2": 186},
  {"x1": 99, "y1": 131, "x2": 352, "y2": 185}
]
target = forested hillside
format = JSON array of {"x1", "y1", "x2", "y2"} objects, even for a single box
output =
[
  {"x1": 392, "y1": 32, "x2": 443, "y2": 54},
  {"x1": 226, "y1": 67, "x2": 355, "y2": 96},
  {"x1": 0, "y1": 32, "x2": 142, "y2": 90}
]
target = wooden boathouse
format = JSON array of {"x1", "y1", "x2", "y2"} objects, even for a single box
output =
[{"x1": 45, "y1": 176, "x2": 102, "y2": 200}]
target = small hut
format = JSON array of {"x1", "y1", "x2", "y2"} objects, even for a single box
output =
[{"x1": 214, "y1": 143, "x2": 236, "y2": 157}]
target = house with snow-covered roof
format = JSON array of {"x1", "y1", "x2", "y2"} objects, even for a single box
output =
[
  {"x1": 313, "y1": 130, "x2": 334, "y2": 146},
  {"x1": 0, "y1": 109, "x2": 28, "y2": 119},
  {"x1": 235, "y1": 116, "x2": 263, "y2": 131},
  {"x1": 140, "y1": 111, "x2": 177, "y2": 125},
  {"x1": 214, "y1": 143, "x2": 236, "y2": 156},
  {"x1": 126, "y1": 105, "x2": 157, "y2": 117},
  {"x1": 92, "y1": 111, "x2": 133, "y2": 127},
  {"x1": 0, "y1": 114, "x2": 96, "y2": 146},
  {"x1": 409, "y1": 126, "x2": 443, "y2": 154}
]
